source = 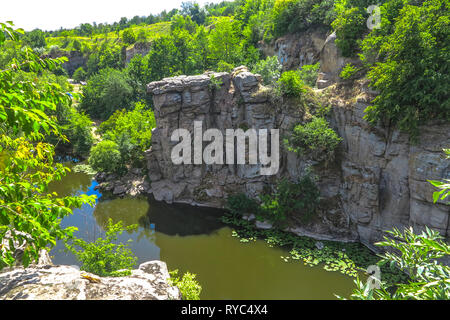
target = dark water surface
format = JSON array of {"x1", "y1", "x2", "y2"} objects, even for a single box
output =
[{"x1": 49, "y1": 164, "x2": 356, "y2": 299}]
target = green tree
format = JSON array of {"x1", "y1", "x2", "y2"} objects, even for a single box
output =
[
  {"x1": 362, "y1": 0, "x2": 450, "y2": 140},
  {"x1": 22, "y1": 28, "x2": 46, "y2": 48},
  {"x1": 251, "y1": 55, "x2": 282, "y2": 86},
  {"x1": 0, "y1": 22, "x2": 95, "y2": 269},
  {"x1": 146, "y1": 36, "x2": 178, "y2": 81},
  {"x1": 80, "y1": 68, "x2": 133, "y2": 119},
  {"x1": 122, "y1": 29, "x2": 136, "y2": 45},
  {"x1": 72, "y1": 66, "x2": 87, "y2": 82},
  {"x1": 208, "y1": 16, "x2": 242, "y2": 66},
  {"x1": 88, "y1": 140, "x2": 123, "y2": 173},
  {"x1": 272, "y1": 0, "x2": 335, "y2": 37}
]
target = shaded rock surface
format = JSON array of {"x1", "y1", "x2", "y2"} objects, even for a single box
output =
[
  {"x1": 0, "y1": 260, "x2": 181, "y2": 300},
  {"x1": 259, "y1": 30, "x2": 327, "y2": 71}
]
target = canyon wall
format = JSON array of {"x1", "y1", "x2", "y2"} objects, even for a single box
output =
[{"x1": 145, "y1": 34, "x2": 449, "y2": 248}]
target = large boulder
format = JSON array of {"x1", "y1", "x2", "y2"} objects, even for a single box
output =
[{"x1": 0, "y1": 260, "x2": 181, "y2": 300}]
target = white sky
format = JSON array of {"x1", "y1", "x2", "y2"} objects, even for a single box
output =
[{"x1": 0, "y1": 0, "x2": 222, "y2": 31}]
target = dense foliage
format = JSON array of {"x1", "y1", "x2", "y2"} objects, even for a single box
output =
[
  {"x1": 169, "y1": 269, "x2": 203, "y2": 300},
  {"x1": 285, "y1": 116, "x2": 342, "y2": 162},
  {"x1": 80, "y1": 68, "x2": 133, "y2": 120},
  {"x1": 260, "y1": 176, "x2": 320, "y2": 225},
  {"x1": 88, "y1": 140, "x2": 123, "y2": 174},
  {"x1": 362, "y1": 0, "x2": 450, "y2": 140},
  {"x1": 97, "y1": 102, "x2": 156, "y2": 168},
  {"x1": 272, "y1": 0, "x2": 335, "y2": 37},
  {"x1": 0, "y1": 22, "x2": 95, "y2": 269}
]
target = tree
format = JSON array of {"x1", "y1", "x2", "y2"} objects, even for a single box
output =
[
  {"x1": 80, "y1": 68, "x2": 133, "y2": 119},
  {"x1": 73, "y1": 66, "x2": 87, "y2": 82},
  {"x1": 22, "y1": 29, "x2": 46, "y2": 48},
  {"x1": 208, "y1": 16, "x2": 242, "y2": 66},
  {"x1": 79, "y1": 23, "x2": 94, "y2": 38},
  {"x1": 362, "y1": 0, "x2": 450, "y2": 140},
  {"x1": 146, "y1": 36, "x2": 178, "y2": 81},
  {"x1": 0, "y1": 22, "x2": 95, "y2": 269},
  {"x1": 122, "y1": 29, "x2": 136, "y2": 45}
]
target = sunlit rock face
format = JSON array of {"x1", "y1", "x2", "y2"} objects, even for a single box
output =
[
  {"x1": 145, "y1": 65, "x2": 449, "y2": 247},
  {"x1": 0, "y1": 259, "x2": 181, "y2": 300}
]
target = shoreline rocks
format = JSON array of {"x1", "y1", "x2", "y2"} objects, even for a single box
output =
[{"x1": 94, "y1": 168, "x2": 151, "y2": 197}]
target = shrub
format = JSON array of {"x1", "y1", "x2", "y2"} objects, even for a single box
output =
[
  {"x1": 226, "y1": 193, "x2": 260, "y2": 217},
  {"x1": 251, "y1": 55, "x2": 282, "y2": 86},
  {"x1": 61, "y1": 108, "x2": 94, "y2": 158},
  {"x1": 88, "y1": 140, "x2": 123, "y2": 173},
  {"x1": 277, "y1": 70, "x2": 306, "y2": 97},
  {"x1": 169, "y1": 270, "x2": 202, "y2": 300},
  {"x1": 285, "y1": 117, "x2": 342, "y2": 162},
  {"x1": 260, "y1": 176, "x2": 320, "y2": 225},
  {"x1": 66, "y1": 219, "x2": 138, "y2": 277},
  {"x1": 339, "y1": 63, "x2": 359, "y2": 80},
  {"x1": 73, "y1": 67, "x2": 87, "y2": 82},
  {"x1": 298, "y1": 62, "x2": 320, "y2": 87}
]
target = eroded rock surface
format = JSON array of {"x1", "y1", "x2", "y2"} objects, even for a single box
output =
[
  {"x1": 0, "y1": 260, "x2": 181, "y2": 300},
  {"x1": 145, "y1": 66, "x2": 449, "y2": 247}
]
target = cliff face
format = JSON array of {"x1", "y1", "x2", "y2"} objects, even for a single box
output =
[{"x1": 145, "y1": 36, "x2": 449, "y2": 247}]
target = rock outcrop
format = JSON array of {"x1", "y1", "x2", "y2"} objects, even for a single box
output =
[
  {"x1": 329, "y1": 80, "x2": 450, "y2": 249},
  {"x1": 124, "y1": 41, "x2": 152, "y2": 64},
  {"x1": 259, "y1": 30, "x2": 328, "y2": 71},
  {"x1": 0, "y1": 259, "x2": 181, "y2": 300},
  {"x1": 95, "y1": 168, "x2": 151, "y2": 197},
  {"x1": 145, "y1": 65, "x2": 449, "y2": 247}
]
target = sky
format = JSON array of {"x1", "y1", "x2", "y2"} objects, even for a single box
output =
[{"x1": 0, "y1": 0, "x2": 222, "y2": 31}]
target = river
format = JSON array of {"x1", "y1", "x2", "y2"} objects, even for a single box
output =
[{"x1": 49, "y1": 163, "x2": 356, "y2": 299}]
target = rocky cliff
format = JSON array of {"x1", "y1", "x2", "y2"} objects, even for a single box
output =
[{"x1": 145, "y1": 34, "x2": 449, "y2": 248}]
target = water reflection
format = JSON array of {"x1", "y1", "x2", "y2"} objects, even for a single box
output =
[{"x1": 49, "y1": 167, "x2": 356, "y2": 299}]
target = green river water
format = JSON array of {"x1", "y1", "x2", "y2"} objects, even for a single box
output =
[{"x1": 49, "y1": 164, "x2": 356, "y2": 299}]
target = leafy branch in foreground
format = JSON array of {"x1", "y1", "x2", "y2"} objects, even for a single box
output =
[
  {"x1": 346, "y1": 227, "x2": 449, "y2": 300},
  {"x1": 0, "y1": 21, "x2": 95, "y2": 270}
]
